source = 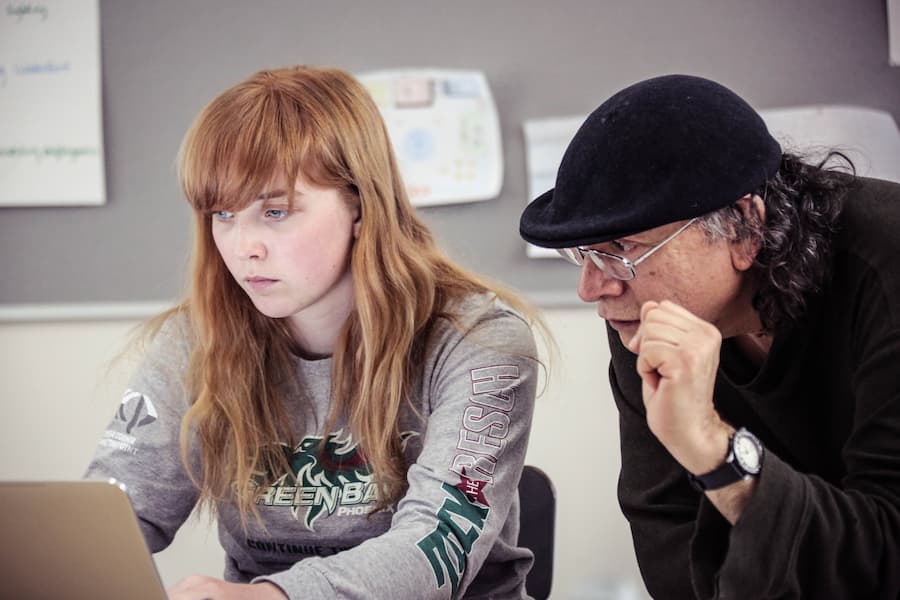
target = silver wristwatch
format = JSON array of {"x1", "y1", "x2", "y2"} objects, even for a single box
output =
[{"x1": 688, "y1": 427, "x2": 763, "y2": 491}]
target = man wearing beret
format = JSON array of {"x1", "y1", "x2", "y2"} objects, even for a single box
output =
[{"x1": 520, "y1": 74, "x2": 900, "y2": 599}]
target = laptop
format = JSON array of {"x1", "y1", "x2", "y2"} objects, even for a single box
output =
[{"x1": 0, "y1": 479, "x2": 168, "y2": 600}]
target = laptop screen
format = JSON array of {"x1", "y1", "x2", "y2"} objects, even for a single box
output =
[{"x1": 0, "y1": 480, "x2": 167, "y2": 600}]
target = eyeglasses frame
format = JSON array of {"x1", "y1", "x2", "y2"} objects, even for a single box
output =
[{"x1": 559, "y1": 217, "x2": 698, "y2": 280}]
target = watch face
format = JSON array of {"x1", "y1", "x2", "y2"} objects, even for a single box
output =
[{"x1": 734, "y1": 433, "x2": 762, "y2": 473}]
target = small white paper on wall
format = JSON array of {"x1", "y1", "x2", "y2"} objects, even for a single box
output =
[
  {"x1": 358, "y1": 69, "x2": 503, "y2": 207},
  {"x1": 0, "y1": 0, "x2": 106, "y2": 207}
]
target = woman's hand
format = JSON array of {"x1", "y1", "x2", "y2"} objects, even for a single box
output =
[{"x1": 167, "y1": 576, "x2": 288, "y2": 600}]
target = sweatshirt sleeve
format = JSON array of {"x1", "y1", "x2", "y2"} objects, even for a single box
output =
[
  {"x1": 254, "y1": 303, "x2": 538, "y2": 599},
  {"x1": 82, "y1": 314, "x2": 200, "y2": 553}
]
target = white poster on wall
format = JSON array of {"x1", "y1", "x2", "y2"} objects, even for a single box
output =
[
  {"x1": 0, "y1": 0, "x2": 105, "y2": 207},
  {"x1": 522, "y1": 105, "x2": 900, "y2": 259},
  {"x1": 358, "y1": 69, "x2": 502, "y2": 207},
  {"x1": 522, "y1": 116, "x2": 584, "y2": 258},
  {"x1": 760, "y1": 105, "x2": 900, "y2": 182}
]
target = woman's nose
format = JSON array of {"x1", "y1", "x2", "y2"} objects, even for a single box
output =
[{"x1": 235, "y1": 223, "x2": 266, "y2": 260}]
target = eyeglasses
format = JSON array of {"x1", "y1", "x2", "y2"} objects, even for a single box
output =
[{"x1": 557, "y1": 218, "x2": 698, "y2": 280}]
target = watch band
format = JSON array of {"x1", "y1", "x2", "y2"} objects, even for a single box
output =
[{"x1": 687, "y1": 460, "x2": 746, "y2": 491}]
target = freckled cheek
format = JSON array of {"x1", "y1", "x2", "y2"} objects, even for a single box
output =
[
  {"x1": 211, "y1": 230, "x2": 239, "y2": 273},
  {"x1": 285, "y1": 237, "x2": 348, "y2": 281},
  {"x1": 210, "y1": 227, "x2": 225, "y2": 254},
  {"x1": 283, "y1": 241, "x2": 321, "y2": 273}
]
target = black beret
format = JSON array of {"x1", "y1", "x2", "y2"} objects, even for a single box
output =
[{"x1": 519, "y1": 74, "x2": 782, "y2": 248}]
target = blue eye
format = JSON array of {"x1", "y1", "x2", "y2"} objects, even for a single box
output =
[
  {"x1": 212, "y1": 210, "x2": 234, "y2": 221},
  {"x1": 264, "y1": 208, "x2": 289, "y2": 220}
]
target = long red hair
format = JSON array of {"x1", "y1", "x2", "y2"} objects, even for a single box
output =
[{"x1": 153, "y1": 66, "x2": 546, "y2": 520}]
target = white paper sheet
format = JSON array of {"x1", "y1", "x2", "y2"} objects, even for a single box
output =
[
  {"x1": 0, "y1": 0, "x2": 105, "y2": 207},
  {"x1": 358, "y1": 69, "x2": 502, "y2": 207},
  {"x1": 522, "y1": 116, "x2": 584, "y2": 258},
  {"x1": 522, "y1": 105, "x2": 900, "y2": 259},
  {"x1": 760, "y1": 105, "x2": 900, "y2": 182}
]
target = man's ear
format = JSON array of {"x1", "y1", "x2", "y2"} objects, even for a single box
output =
[{"x1": 730, "y1": 194, "x2": 766, "y2": 271}]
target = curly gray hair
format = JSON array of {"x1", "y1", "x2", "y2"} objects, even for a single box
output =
[{"x1": 697, "y1": 152, "x2": 855, "y2": 331}]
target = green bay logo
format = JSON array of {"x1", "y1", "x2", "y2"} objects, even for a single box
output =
[
  {"x1": 254, "y1": 430, "x2": 374, "y2": 530},
  {"x1": 254, "y1": 430, "x2": 419, "y2": 530}
]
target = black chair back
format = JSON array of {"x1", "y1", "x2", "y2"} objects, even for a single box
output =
[{"x1": 517, "y1": 465, "x2": 556, "y2": 600}]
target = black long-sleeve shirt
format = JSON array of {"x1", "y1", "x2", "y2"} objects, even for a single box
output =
[{"x1": 610, "y1": 177, "x2": 900, "y2": 599}]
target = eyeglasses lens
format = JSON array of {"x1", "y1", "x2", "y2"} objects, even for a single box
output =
[{"x1": 556, "y1": 247, "x2": 583, "y2": 266}]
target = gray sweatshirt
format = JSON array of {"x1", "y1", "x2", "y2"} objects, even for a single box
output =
[{"x1": 84, "y1": 293, "x2": 538, "y2": 599}]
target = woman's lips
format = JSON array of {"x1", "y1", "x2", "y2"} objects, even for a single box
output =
[{"x1": 246, "y1": 276, "x2": 278, "y2": 292}]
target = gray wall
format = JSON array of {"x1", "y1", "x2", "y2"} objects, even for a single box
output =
[{"x1": 3, "y1": 0, "x2": 899, "y2": 306}]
